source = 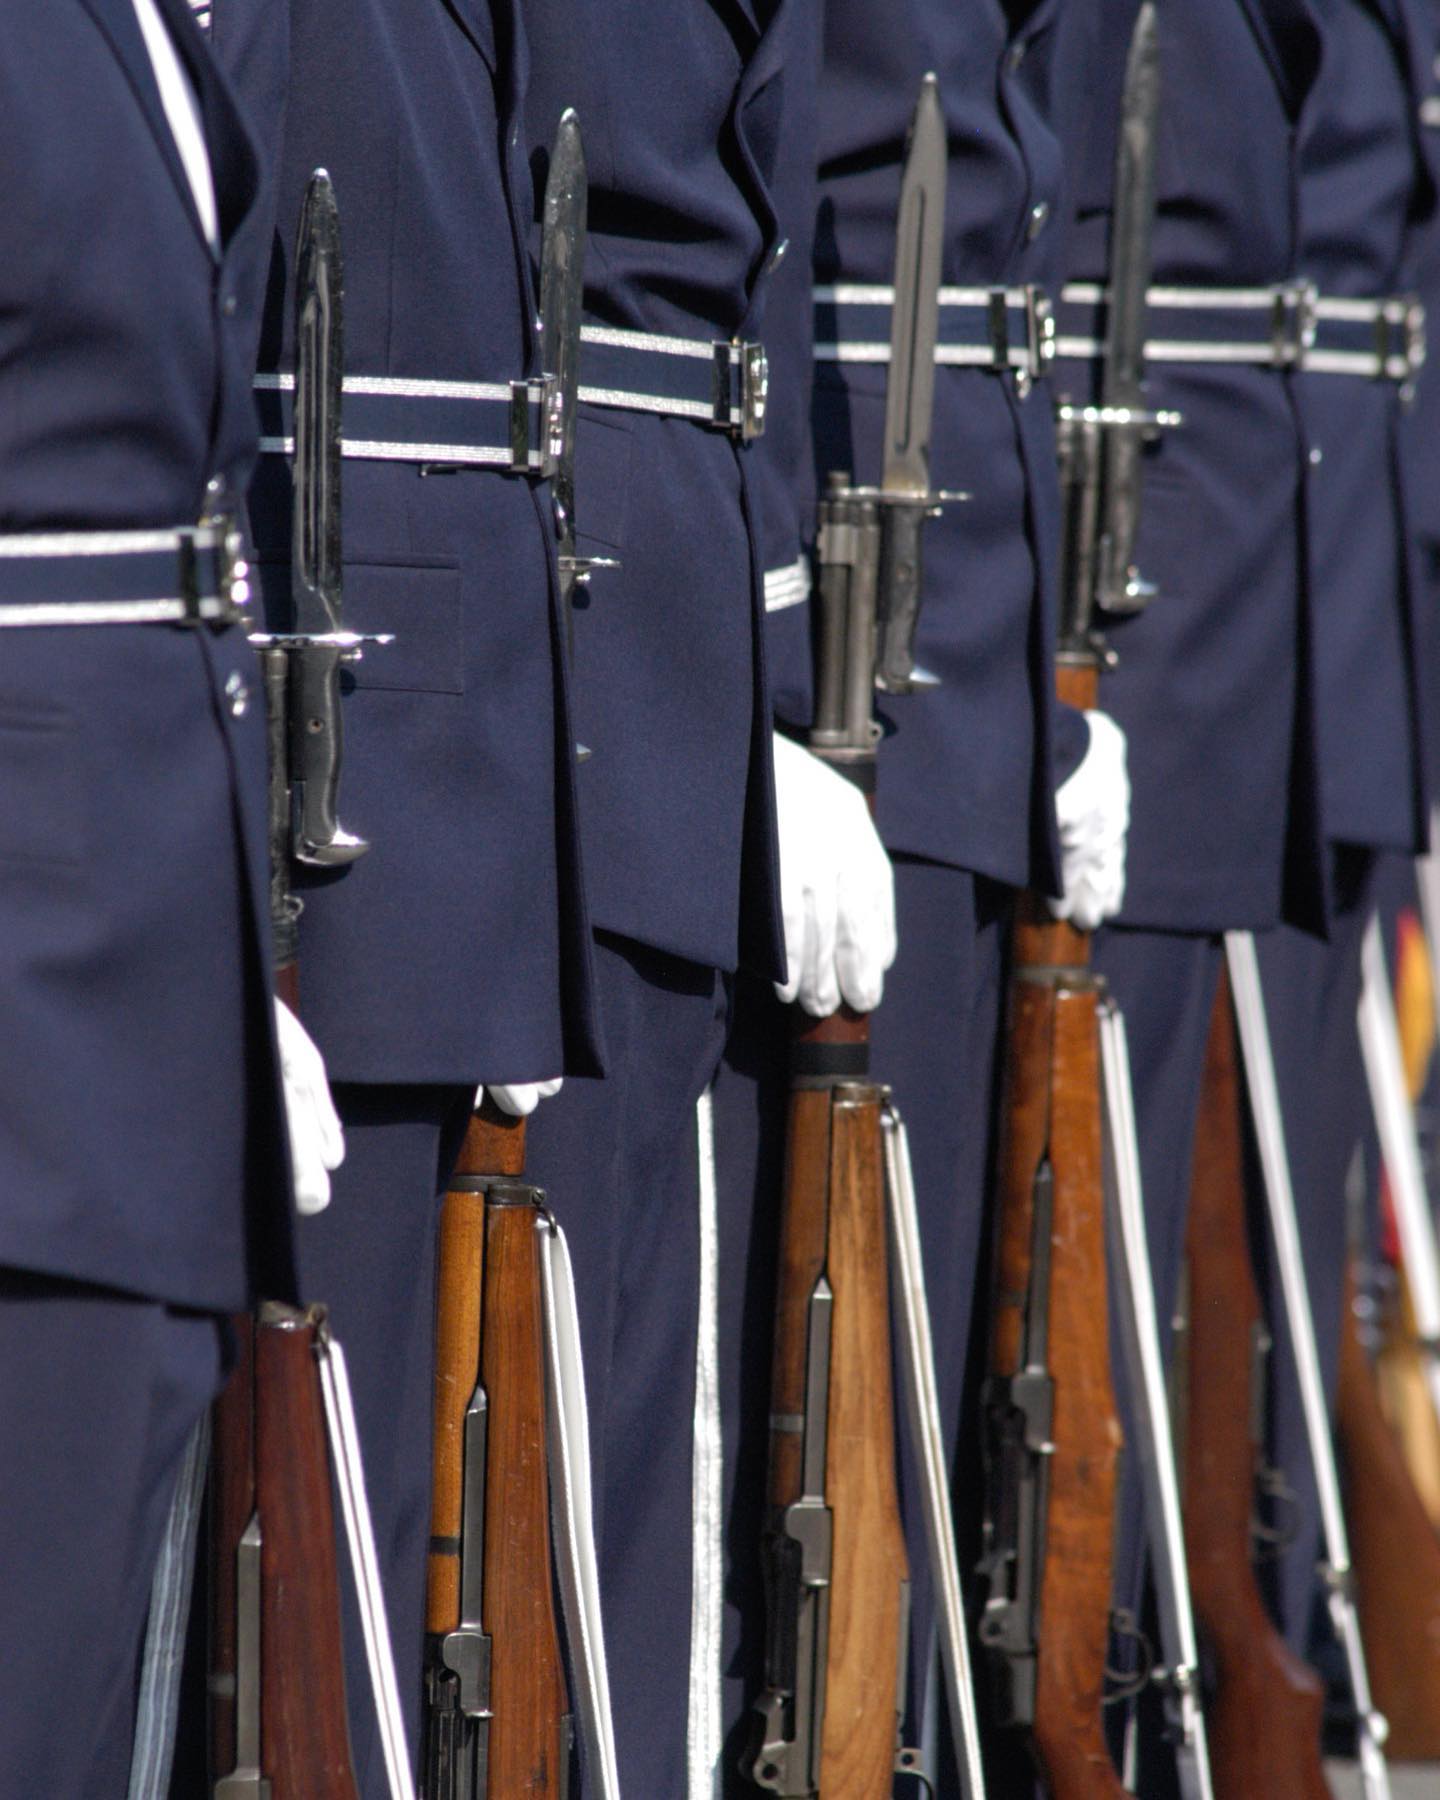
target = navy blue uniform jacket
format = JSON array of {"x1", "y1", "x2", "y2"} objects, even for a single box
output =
[
  {"x1": 760, "y1": 0, "x2": 1077, "y2": 897},
  {"x1": 0, "y1": 0, "x2": 293, "y2": 1313},
  {"x1": 212, "y1": 0, "x2": 603, "y2": 1084},
  {"x1": 1060, "y1": 0, "x2": 1329, "y2": 935},
  {"x1": 1297, "y1": 0, "x2": 1437, "y2": 855},
  {"x1": 520, "y1": 0, "x2": 787, "y2": 982}
]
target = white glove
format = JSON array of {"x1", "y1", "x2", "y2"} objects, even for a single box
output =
[
  {"x1": 475, "y1": 1079, "x2": 564, "y2": 1117},
  {"x1": 274, "y1": 997, "x2": 345, "y2": 1215},
  {"x1": 1048, "y1": 709, "x2": 1130, "y2": 932},
  {"x1": 771, "y1": 730, "x2": 897, "y2": 1016}
]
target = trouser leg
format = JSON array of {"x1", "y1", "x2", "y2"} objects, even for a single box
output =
[
  {"x1": 526, "y1": 930, "x2": 731, "y2": 1800},
  {"x1": 0, "y1": 1270, "x2": 223, "y2": 1797}
]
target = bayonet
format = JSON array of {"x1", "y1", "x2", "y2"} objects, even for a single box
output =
[
  {"x1": 1056, "y1": 2, "x2": 1178, "y2": 650},
  {"x1": 287, "y1": 171, "x2": 372, "y2": 866},
  {"x1": 874, "y1": 72, "x2": 948, "y2": 693},
  {"x1": 538, "y1": 114, "x2": 612, "y2": 758}
]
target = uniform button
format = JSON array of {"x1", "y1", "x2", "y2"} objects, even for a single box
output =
[
  {"x1": 225, "y1": 670, "x2": 249, "y2": 718},
  {"x1": 1007, "y1": 41, "x2": 1027, "y2": 74},
  {"x1": 1026, "y1": 200, "x2": 1051, "y2": 241},
  {"x1": 206, "y1": 473, "x2": 227, "y2": 501},
  {"x1": 1309, "y1": 446, "x2": 1323, "y2": 466},
  {"x1": 222, "y1": 293, "x2": 238, "y2": 317},
  {"x1": 767, "y1": 236, "x2": 790, "y2": 275}
]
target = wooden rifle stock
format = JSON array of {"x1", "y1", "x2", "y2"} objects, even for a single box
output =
[
  {"x1": 1181, "y1": 968, "x2": 1328, "y2": 1799},
  {"x1": 424, "y1": 1097, "x2": 570, "y2": 1798},
  {"x1": 1338, "y1": 1260, "x2": 1440, "y2": 1759},
  {"x1": 980, "y1": 659, "x2": 1126, "y2": 1799},
  {"x1": 749, "y1": 993, "x2": 912, "y2": 1796},
  {"x1": 210, "y1": 1303, "x2": 360, "y2": 1798}
]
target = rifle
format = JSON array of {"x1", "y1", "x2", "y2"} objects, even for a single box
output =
[
  {"x1": 424, "y1": 1100, "x2": 572, "y2": 1798},
  {"x1": 211, "y1": 172, "x2": 398, "y2": 1799},
  {"x1": 1339, "y1": 1258, "x2": 1440, "y2": 1761},
  {"x1": 746, "y1": 73, "x2": 947, "y2": 1797},
  {"x1": 1179, "y1": 966, "x2": 1329, "y2": 1800},
  {"x1": 978, "y1": 10, "x2": 1169, "y2": 1793},
  {"x1": 1225, "y1": 930, "x2": 1391, "y2": 1798}
]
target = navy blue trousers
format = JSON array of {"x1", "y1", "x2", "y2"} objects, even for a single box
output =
[
  {"x1": 293, "y1": 1083, "x2": 473, "y2": 1798},
  {"x1": 711, "y1": 858, "x2": 1008, "y2": 1793},
  {"x1": 1254, "y1": 853, "x2": 1377, "y2": 1660},
  {"x1": 0, "y1": 1270, "x2": 223, "y2": 1797},
  {"x1": 525, "y1": 930, "x2": 731, "y2": 1800}
]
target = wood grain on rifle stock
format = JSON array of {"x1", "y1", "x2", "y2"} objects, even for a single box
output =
[
  {"x1": 818, "y1": 1087, "x2": 908, "y2": 1796},
  {"x1": 429, "y1": 1102, "x2": 569, "y2": 1794},
  {"x1": 991, "y1": 964, "x2": 1127, "y2": 1800},
  {"x1": 256, "y1": 1305, "x2": 359, "y2": 1799},
  {"x1": 1338, "y1": 1261, "x2": 1440, "y2": 1760},
  {"x1": 1183, "y1": 971, "x2": 1328, "y2": 1800}
]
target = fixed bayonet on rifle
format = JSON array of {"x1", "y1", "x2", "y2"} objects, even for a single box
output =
[
  {"x1": 424, "y1": 1101, "x2": 573, "y2": 1800},
  {"x1": 748, "y1": 74, "x2": 947, "y2": 1798},
  {"x1": 1055, "y1": 1, "x2": 1178, "y2": 639},
  {"x1": 979, "y1": 15, "x2": 1169, "y2": 1792}
]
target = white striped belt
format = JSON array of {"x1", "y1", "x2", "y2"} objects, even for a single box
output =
[
  {"x1": 813, "y1": 282, "x2": 1057, "y2": 382},
  {"x1": 0, "y1": 522, "x2": 249, "y2": 627},
  {"x1": 1056, "y1": 281, "x2": 1427, "y2": 386},
  {"x1": 254, "y1": 327, "x2": 770, "y2": 472}
]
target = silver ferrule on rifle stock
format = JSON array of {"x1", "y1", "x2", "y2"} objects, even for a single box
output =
[
  {"x1": 214, "y1": 1516, "x2": 271, "y2": 1799},
  {"x1": 977, "y1": 1153, "x2": 1057, "y2": 1730},
  {"x1": 749, "y1": 1276, "x2": 835, "y2": 1797},
  {"x1": 426, "y1": 1385, "x2": 494, "y2": 1800}
]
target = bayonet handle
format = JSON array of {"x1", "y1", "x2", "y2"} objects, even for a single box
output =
[{"x1": 874, "y1": 502, "x2": 929, "y2": 695}]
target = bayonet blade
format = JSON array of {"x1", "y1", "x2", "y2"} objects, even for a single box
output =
[
  {"x1": 881, "y1": 73, "x2": 946, "y2": 499},
  {"x1": 291, "y1": 171, "x2": 344, "y2": 637},
  {"x1": 1101, "y1": 2, "x2": 1162, "y2": 414},
  {"x1": 539, "y1": 111, "x2": 588, "y2": 600}
]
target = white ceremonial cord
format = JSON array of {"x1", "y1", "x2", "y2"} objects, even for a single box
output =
[
  {"x1": 315, "y1": 1330, "x2": 416, "y2": 1800},
  {"x1": 881, "y1": 1104, "x2": 987, "y2": 1799},
  {"x1": 688, "y1": 1090, "x2": 725, "y2": 1800},
  {"x1": 541, "y1": 1217, "x2": 622, "y2": 1799}
]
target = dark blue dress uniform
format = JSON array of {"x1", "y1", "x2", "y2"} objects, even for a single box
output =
[
  {"x1": 209, "y1": 0, "x2": 608, "y2": 1785},
  {"x1": 516, "y1": 1, "x2": 790, "y2": 1792},
  {"x1": 208, "y1": 0, "x2": 606, "y2": 1787},
  {"x1": 1253, "y1": 0, "x2": 1440, "y2": 1658},
  {"x1": 710, "y1": 0, "x2": 1081, "y2": 1778},
  {"x1": 0, "y1": 1, "x2": 290, "y2": 1788}
]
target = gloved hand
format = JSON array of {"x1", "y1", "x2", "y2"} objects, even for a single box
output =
[
  {"x1": 771, "y1": 729, "x2": 897, "y2": 1017},
  {"x1": 274, "y1": 997, "x2": 345, "y2": 1215},
  {"x1": 475, "y1": 1079, "x2": 564, "y2": 1117},
  {"x1": 1047, "y1": 709, "x2": 1130, "y2": 931}
]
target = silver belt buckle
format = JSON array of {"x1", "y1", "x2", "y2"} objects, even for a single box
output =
[
  {"x1": 714, "y1": 339, "x2": 769, "y2": 441},
  {"x1": 1271, "y1": 280, "x2": 1318, "y2": 369},
  {"x1": 1023, "y1": 285, "x2": 1056, "y2": 382},
  {"x1": 182, "y1": 517, "x2": 251, "y2": 626},
  {"x1": 510, "y1": 374, "x2": 561, "y2": 476},
  {"x1": 1376, "y1": 294, "x2": 1426, "y2": 400}
]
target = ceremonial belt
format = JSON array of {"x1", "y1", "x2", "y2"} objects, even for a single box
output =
[
  {"x1": 813, "y1": 282, "x2": 1058, "y2": 381},
  {"x1": 254, "y1": 327, "x2": 770, "y2": 471},
  {"x1": 0, "y1": 522, "x2": 250, "y2": 627},
  {"x1": 1056, "y1": 281, "x2": 1427, "y2": 385}
]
